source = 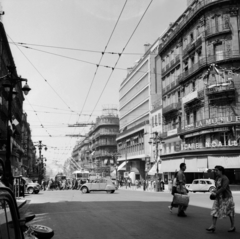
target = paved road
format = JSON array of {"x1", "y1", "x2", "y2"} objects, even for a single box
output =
[{"x1": 22, "y1": 189, "x2": 240, "y2": 239}]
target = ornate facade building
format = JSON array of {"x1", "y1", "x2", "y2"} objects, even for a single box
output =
[{"x1": 159, "y1": 0, "x2": 240, "y2": 183}]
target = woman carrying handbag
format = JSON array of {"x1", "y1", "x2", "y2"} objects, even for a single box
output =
[{"x1": 206, "y1": 165, "x2": 235, "y2": 233}]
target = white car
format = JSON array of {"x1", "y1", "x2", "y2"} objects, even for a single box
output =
[
  {"x1": 80, "y1": 178, "x2": 115, "y2": 193},
  {"x1": 186, "y1": 179, "x2": 216, "y2": 193}
]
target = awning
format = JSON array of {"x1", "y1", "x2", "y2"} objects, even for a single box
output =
[
  {"x1": 147, "y1": 162, "x2": 161, "y2": 175},
  {"x1": 160, "y1": 158, "x2": 184, "y2": 173},
  {"x1": 197, "y1": 157, "x2": 208, "y2": 172},
  {"x1": 131, "y1": 167, "x2": 139, "y2": 174},
  {"x1": 185, "y1": 158, "x2": 197, "y2": 172},
  {"x1": 117, "y1": 161, "x2": 127, "y2": 171},
  {"x1": 208, "y1": 155, "x2": 240, "y2": 169}
]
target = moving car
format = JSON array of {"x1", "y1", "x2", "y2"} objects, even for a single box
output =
[
  {"x1": 186, "y1": 179, "x2": 216, "y2": 193},
  {"x1": 80, "y1": 178, "x2": 115, "y2": 193}
]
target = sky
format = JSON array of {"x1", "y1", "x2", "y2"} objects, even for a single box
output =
[{"x1": 1, "y1": 0, "x2": 187, "y2": 176}]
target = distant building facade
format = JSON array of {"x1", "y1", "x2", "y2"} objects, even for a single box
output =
[{"x1": 116, "y1": 41, "x2": 160, "y2": 183}]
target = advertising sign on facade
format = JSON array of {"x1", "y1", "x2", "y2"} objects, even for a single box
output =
[
  {"x1": 182, "y1": 116, "x2": 240, "y2": 132},
  {"x1": 124, "y1": 172, "x2": 129, "y2": 178},
  {"x1": 182, "y1": 140, "x2": 238, "y2": 150}
]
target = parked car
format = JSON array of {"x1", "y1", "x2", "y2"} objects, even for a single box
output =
[
  {"x1": 22, "y1": 177, "x2": 40, "y2": 194},
  {"x1": 186, "y1": 179, "x2": 216, "y2": 193},
  {"x1": 80, "y1": 178, "x2": 115, "y2": 193}
]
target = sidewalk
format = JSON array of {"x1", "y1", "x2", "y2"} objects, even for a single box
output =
[
  {"x1": 16, "y1": 198, "x2": 29, "y2": 209},
  {"x1": 118, "y1": 185, "x2": 169, "y2": 193}
]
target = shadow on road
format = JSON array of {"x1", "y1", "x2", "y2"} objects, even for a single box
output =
[{"x1": 24, "y1": 200, "x2": 240, "y2": 239}]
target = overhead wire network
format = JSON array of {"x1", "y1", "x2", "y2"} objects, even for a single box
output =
[
  {"x1": 87, "y1": 0, "x2": 154, "y2": 121},
  {"x1": 7, "y1": 35, "x2": 78, "y2": 159}
]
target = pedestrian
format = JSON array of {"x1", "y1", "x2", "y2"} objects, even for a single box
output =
[
  {"x1": 168, "y1": 171, "x2": 178, "y2": 213},
  {"x1": 127, "y1": 178, "x2": 131, "y2": 188},
  {"x1": 206, "y1": 165, "x2": 235, "y2": 233},
  {"x1": 176, "y1": 162, "x2": 188, "y2": 217}
]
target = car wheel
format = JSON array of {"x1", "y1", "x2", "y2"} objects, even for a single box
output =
[
  {"x1": 27, "y1": 187, "x2": 34, "y2": 194},
  {"x1": 111, "y1": 190, "x2": 115, "y2": 194},
  {"x1": 209, "y1": 187, "x2": 215, "y2": 193},
  {"x1": 31, "y1": 224, "x2": 54, "y2": 239},
  {"x1": 81, "y1": 187, "x2": 88, "y2": 194}
]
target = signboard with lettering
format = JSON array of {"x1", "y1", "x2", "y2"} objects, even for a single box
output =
[
  {"x1": 182, "y1": 140, "x2": 238, "y2": 150},
  {"x1": 182, "y1": 116, "x2": 240, "y2": 132}
]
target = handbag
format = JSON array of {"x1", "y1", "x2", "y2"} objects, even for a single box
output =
[
  {"x1": 210, "y1": 193, "x2": 216, "y2": 200},
  {"x1": 176, "y1": 185, "x2": 188, "y2": 195},
  {"x1": 173, "y1": 193, "x2": 190, "y2": 207}
]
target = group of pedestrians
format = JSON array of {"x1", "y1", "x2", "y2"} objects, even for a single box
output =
[
  {"x1": 41, "y1": 178, "x2": 88, "y2": 191},
  {"x1": 168, "y1": 163, "x2": 236, "y2": 233}
]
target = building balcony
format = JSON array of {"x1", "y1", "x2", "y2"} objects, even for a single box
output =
[
  {"x1": 182, "y1": 89, "x2": 204, "y2": 105},
  {"x1": 161, "y1": 128, "x2": 181, "y2": 138},
  {"x1": 206, "y1": 83, "x2": 235, "y2": 96},
  {"x1": 205, "y1": 23, "x2": 230, "y2": 38},
  {"x1": 159, "y1": 0, "x2": 229, "y2": 54},
  {"x1": 206, "y1": 83, "x2": 236, "y2": 104},
  {"x1": 94, "y1": 151, "x2": 113, "y2": 157},
  {"x1": 95, "y1": 131, "x2": 119, "y2": 138},
  {"x1": 163, "y1": 102, "x2": 181, "y2": 115}
]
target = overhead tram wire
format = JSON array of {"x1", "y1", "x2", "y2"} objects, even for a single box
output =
[
  {"x1": 8, "y1": 35, "x2": 79, "y2": 152},
  {"x1": 72, "y1": 0, "x2": 128, "y2": 148},
  {"x1": 76, "y1": 0, "x2": 128, "y2": 124},
  {"x1": 9, "y1": 42, "x2": 144, "y2": 56},
  {"x1": 26, "y1": 99, "x2": 52, "y2": 137},
  {"x1": 88, "y1": 0, "x2": 154, "y2": 120}
]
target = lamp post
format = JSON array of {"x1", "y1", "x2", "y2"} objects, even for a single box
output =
[
  {"x1": 33, "y1": 141, "x2": 47, "y2": 183},
  {"x1": 3, "y1": 68, "x2": 31, "y2": 188},
  {"x1": 148, "y1": 132, "x2": 164, "y2": 181}
]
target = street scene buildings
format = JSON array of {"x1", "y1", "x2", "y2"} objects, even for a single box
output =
[{"x1": 1, "y1": 1, "x2": 240, "y2": 239}]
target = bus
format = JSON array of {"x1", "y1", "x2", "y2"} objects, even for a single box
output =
[{"x1": 72, "y1": 170, "x2": 90, "y2": 181}]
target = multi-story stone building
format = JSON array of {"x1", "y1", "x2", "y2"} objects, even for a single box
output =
[
  {"x1": 0, "y1": 21, "x2": 27, "y2": 178},
  {"x1": 158, "y1": 0, "x2": 240, "y2": 183},
  {"x1": 71, "y1": 108, "x2": 119, "y2": 175},
  {"x1": 116, "y1": 41, "x2": 160, "y2": 183}
]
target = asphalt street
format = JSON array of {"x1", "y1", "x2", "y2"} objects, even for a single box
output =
[{"x1": 21, "y1": 188, "x2": 240, "y2": 239}]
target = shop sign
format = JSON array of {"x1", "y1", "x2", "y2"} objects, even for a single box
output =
[
  {"x1": 185, "y1": 127, "x2": 229, "y2": 138},
  {"x1": 124, "y1": 172, "x2": 129, "y2": 178},
  {"x1": 182, "y1": 116, "x2": 240, "y2": 132},
  {"x1": 182, "y1": 140, "x2": 238, "y2": 150},
  {"x1": 167, "y1": 128, "x2": 178, "y2": 136}
]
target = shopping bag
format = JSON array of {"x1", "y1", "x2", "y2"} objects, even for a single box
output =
[{"x1": 173, "y1": 193, "x2": 190, "y2": 207}]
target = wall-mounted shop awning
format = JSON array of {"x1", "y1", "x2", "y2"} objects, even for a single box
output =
[
  {"x1": 117, "y1": 161, "x2": 127, "y2": 171},
  {"x1": 185, "y1": 158, "x2": 197, "y2": 172},
  {"x1": 160, "y1": 158, "x2": 184, "y2": 173},
  {"x1": 208, "y1": 155, "x2": 240, "y2": 169},
  {"x1": 147, "y1": 162, "x2": 161, "y2": 175}
]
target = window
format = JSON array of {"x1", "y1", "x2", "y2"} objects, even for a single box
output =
[
  {"x1": 215, "y1": 43, "x2": 224, "y2": 61},
  {"x1": 193, "y1": 180, "x2": 199, "y2": 184},
  {"x1": 155, "y1": 115, "x2": 158, "y2": 126},
  {"x1": 190, "y1": 32, "x2": 194, "y2": 43},
  {"x1": 158, "y1": 113, "x2": 161, "y2": 124},
  {"x1": 200, "y1": 180, "x2": 206, "y2": 184},
  {"x1": 152, "y1": 116, "x2": 154, "y2": 127},
  {"x1": 186, "y1": 113, "x2": 190, "y2": 125}
]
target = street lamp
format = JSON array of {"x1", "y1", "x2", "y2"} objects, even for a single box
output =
[
  {"x1": 33, "y1": 141, "x2": 48, "y2": 183},
  {"x1": 148, "y1": 132, "x2": 164, "y2": 179},
  {"x1": 3, "y1": 68, "x2": 31, "y2": 188}
]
